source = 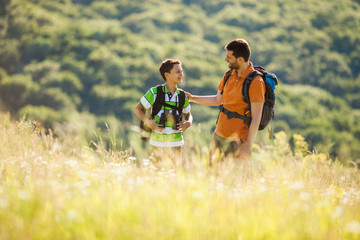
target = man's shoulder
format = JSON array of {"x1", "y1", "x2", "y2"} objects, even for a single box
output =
[
  {"x1": 245, "y1": 70, "x2": 264, "y2": 83},
  {"x1": 253, "y1": 74, "x2": 264, "y2": 82}
]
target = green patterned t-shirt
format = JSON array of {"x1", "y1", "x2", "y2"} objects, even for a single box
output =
[{"x1": 140, "y1": 84, "x2": 191, "y2": 147}]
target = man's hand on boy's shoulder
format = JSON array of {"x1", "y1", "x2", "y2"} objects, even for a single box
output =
[{"x1": 185, "y1": 91, "x2": 193, "y2": 101}]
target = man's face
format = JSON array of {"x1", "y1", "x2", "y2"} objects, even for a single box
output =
[
  {"x1": 225, "y1": 50, "x2": 241, "y2": 70},
  {"x1": 166, "y1": 64, "x2": 184, "y2": 84}
]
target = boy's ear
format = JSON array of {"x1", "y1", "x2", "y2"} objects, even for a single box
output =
[{"x1": 164, "y1": 72, "x2": 169, "y2": 79}]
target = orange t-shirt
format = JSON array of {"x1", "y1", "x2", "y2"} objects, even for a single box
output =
[{"x1": 215, "y1": 61, "x2": 265, "y2": 142}]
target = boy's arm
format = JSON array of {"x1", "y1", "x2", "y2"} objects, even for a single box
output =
[
  {"x1": 134, "y1": 103, "x2": 163, "y2": 131},
  {"x1": 185, "y1": 90, "x2": 223, "y2": 106},
  {"x1": 178, "y1": 112, "x2": 192, "y2": 133}
]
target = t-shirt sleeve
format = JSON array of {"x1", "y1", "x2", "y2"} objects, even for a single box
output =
[
  {"x1": 183, "y1": 95, "x2": 191, "y2": 114},
  {"x1": 217, "y1": 73, "x2": 227, "y2": 92},
  {"x1": 249, "y1": 76, "x2": 266, "y2": 103},
  {"x1": 140, "y1": 87, "x2": 156, "y2": 110}
]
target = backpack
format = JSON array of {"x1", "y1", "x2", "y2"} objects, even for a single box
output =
[
  {"x1": 220, "y1": 65, "x2": 278, "y2": 130},
  {"x1": 140, "y1": 85, "x2": 186, "y2": 142}
]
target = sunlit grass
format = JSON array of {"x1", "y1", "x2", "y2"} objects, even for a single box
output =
[{"x1": 0, "y1": 114, "x2": 359, "y2": 240}]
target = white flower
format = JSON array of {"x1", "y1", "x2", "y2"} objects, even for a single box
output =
[{"x1": 346, "y1": 221, "x2": 360, "y2": 234}]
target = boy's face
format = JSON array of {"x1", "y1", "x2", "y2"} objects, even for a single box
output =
[{"x1": 165, "y1": 64, "x2": 184, "y2": 85}]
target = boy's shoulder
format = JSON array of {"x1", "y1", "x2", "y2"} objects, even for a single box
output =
[
  {"x1": 178, "y1": 88, "x2": 188, "y2": 98},
  {"x1": 148, "y1": 84, "x2": 164, "y2": 94},
  {"x1": 146, "y1": 85, "x2": 187, "y2": 99},
  {"x1": 176, "y1": 87, "x2": 185, "y2": 92}
]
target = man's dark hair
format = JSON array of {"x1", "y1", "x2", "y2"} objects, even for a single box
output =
[
  {"x1": 159, "y1": 59, "x2": 181, "y2": 81},
  {"x1": 225, "y1": 39, "x2": 251, "y2": 62}
]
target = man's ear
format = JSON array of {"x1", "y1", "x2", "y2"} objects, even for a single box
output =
[
  {"x1": 237, "y1": 57, "x2": 245, "y2": 64},
  {"x1": 164, "y1": 72, "x2": 169, "y2": 79}
]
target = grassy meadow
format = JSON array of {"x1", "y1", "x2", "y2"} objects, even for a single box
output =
[{"x1": 0, "y1": 113, "x2": 360, "y2": 240}]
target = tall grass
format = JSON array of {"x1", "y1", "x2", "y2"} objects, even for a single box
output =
[{"x1": 0, "y1": 113, "x2": 359, "y2": 240}]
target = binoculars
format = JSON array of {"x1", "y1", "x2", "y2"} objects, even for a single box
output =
[{"x1": 159, "y1": 110, "x2": 181, "y2": 130}]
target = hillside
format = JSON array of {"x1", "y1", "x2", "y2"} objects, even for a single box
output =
[{"x1": 0, "y1": 0, "x2": 359, "y2": 161}]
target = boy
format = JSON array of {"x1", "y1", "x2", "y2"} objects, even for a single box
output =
[{"x1": 134, "y1": 59, "x2": 192, "y2": 166}]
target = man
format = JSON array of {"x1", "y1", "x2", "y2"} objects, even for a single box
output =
[
  {"x1": 134, "y1": 59, "x2": 192, "y2": 167},
  {"x1": 186, "y1": 39, "x2": 265, "y2": 163}
]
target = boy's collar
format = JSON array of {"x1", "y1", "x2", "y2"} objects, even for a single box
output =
[{"x1": 163, "y1": 83, "x2": 178, "y2": 93}]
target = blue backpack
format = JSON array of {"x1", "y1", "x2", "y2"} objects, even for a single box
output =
[{"x1": 220, "y1": 66, "x2": 278, "y2": 130}]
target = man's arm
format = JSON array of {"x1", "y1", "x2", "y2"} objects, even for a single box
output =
[
  {"x1": 185, "y1": 90, "x2": 223, "y2": 106},
  {"x1": 240, "y1": 102, "x2": 264, "y2": 160}
]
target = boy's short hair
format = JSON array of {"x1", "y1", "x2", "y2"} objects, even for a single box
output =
[
  {"x1": 225, "y1": 39, "x2": 251, "y2": 62},
  {"x1": 159, "y1": 59, "x2": 181, "y2": 81}
]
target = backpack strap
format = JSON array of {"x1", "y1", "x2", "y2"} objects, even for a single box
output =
[
  {"x1": 151, "y1": 85, "x2": 186, "y2": 118},
  {"x1": 177, "y1": 90, "x2": 185, "y2": 116},
  {"x1": 220, "y1": 69, "x2": 233, "y2": 94},
  {"x1": 242, "y1": 70, "x2": 262, "y2": 104},
  {"x1": 151, "y1": 85, "x2": 165, "y2": 118},
  {"x1": 161, "y1": 89, "x2": 185, "y2": 114},
  {"x1": 218, "y1": 104, "x2": 252, "y2": 125}
]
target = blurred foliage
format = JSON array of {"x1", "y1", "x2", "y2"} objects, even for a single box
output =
[
  {"x1": 0, "y1": 113, "x2": 359, "y2": 240},
  {"x1": 0, "y1": 0, "x2": 359, "y2": 161}
]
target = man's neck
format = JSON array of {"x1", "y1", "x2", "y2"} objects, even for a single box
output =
[{"x1": 235, "y1": 62, "x2": 250, "y2": 77}]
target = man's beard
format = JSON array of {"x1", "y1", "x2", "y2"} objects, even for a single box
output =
[{"x1": 229, "y1": 63, "x2": 239, "y2": 70}]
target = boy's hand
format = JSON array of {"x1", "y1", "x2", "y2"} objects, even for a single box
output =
[
  {"x1": 145, "y1": 119, "x2": 163, "y2": 131},
  {"x1": 177, "y1": 120, "x2": 191, "y2": 133}
]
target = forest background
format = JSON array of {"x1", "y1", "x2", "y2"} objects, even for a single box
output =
[{"x1": 0, "y1": 0, "x2": 359, "y2": 162}]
